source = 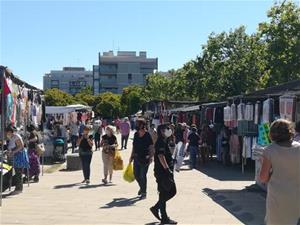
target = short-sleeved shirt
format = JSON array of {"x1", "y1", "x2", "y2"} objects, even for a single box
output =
[
  {"x1": 133, "y1": 131, "x2": 153, "y2": 164},
  {"x1": 188, "y1": 132, "x2": 200, "y2": 147},
  {"x1": 263, "y1": 141, "x2": 300, "y2": 225},
  {"x1": 154, "y1": 138, "x2": 173, "y2": 175},
  {"x1": 79, "y1": 137, "x2": 93, "y2": 154}
]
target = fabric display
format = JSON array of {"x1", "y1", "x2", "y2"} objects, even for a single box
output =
[
  {"x1": 258, "y1": 123, "x2": 271, "y2": 146},
  {"x1": 279, "y1": 95, "x2": 296, "y2": 121},
  {"x1": 1, "y1": 76, "x2": 44, "y2": 130}
]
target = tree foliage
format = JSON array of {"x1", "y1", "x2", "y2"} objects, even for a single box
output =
[{"x1": 45, "y1": 88, "x2": 76, "y2": 106}]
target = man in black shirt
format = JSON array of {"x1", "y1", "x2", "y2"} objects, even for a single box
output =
[{"x1": 129, "y1": 118, "x2": 154, "y2": 199}]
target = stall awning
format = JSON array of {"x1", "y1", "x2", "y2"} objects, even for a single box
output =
[
  {"x1": 46, "y1": 105, "x2": 92, "y2": 114},
  {"x1": 169, "y1": 105, "x2": 200, "y2": 112}
]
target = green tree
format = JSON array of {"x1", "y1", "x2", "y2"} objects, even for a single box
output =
[
  {"x1": 95, "y1": 92, "x2": 121, "y2": 118},
  {"x1": 143, "y1": 73, "x2": 171, "y2": 101},
  {"x1": 121, "y1": 85, "x2": 145, "y2": 115},
  {"x1": 258, "y1": 1, "x2": 300, "y2": 86},
  {"x1": 74, "y1": 86, "x2": 95, "y2": 106},
  {"x1": 197, "y1": 26, "x2": 266, "y2": 100},
  {"x1": 45, "y1": 88, "x2": 76, "y2": 106}
]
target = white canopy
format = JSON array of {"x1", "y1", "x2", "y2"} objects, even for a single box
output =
[{"x1": 46, "y1": 104, "x2": 92, "y2": 114}]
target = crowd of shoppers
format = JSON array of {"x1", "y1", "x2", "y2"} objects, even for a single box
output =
[{"x1": 4, "y1": 116, "x2": 300, "y2": 225}]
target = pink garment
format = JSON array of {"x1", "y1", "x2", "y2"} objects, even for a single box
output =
[{"x1": 120, "y1": 121, "x2": 130, "y2": 136}]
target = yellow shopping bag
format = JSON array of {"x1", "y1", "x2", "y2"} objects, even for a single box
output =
[
  {"x1": 123, "y1": 163, "x2": 135, "y2": 183},
  {"x1": 113, "y1": 151, "x2": 124, "y2": 171}
]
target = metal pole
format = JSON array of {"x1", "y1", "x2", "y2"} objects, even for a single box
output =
[{"x1": 0, "y1": 68, "x2": 5, "y2": 206}]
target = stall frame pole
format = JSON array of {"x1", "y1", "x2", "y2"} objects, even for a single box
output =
[{"x1": 0, "y1": 68, "x2": 5, "y2": 206}]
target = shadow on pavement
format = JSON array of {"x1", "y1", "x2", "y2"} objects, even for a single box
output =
[
  {"x1": 79, "y1": 183, "x2": 116, "y2": 189},
  {"x1": 202, "y1": 186, "x2": 266, "y2": 225},
  {"x1": 53, "y1": 183, "x2": 81, "y2": 189},
  {"x1": 144, "y1": 222, "x2": 160, "y2": 225},
  {"x1": 100, "y1": 197, "x2": 141, "y2": 208},
  {"x1": 195, "y1": 160, "x2": 255, "y2": 181}
]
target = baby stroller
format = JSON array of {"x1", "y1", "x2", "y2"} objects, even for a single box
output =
[{"x1": 53, "y1": 137, "x2": 65, "y2": 162}]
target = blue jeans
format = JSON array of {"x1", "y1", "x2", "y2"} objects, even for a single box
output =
[
  {"x1": 80, "y1": 154, "x2": 92, "y2": 180},
  {"x1": 71, "y1": 135, "x2": 78, "y2": 153},
  {"x1": 189, "y1": 145, "x2": 198, "y2": 169},
  {"x1": 133, "y1": 160, "x2": 149, "y2": 194}
]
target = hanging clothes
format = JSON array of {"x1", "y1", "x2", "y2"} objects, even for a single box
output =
[
  {"x1": 229, "y1": 134, "x2": 241, "y2": 164},
  {"x1": 237, "y1": 102, "x2": 246, "y2": 121},
  {"x1": 254, "y1": 101, "x2": 261, "y2": 125},
  {"x1": 230, "y1": 103, "x2": 237, "y2": 128},
  {"x1": 242, "y1": 137, "x2": 252, "y2": 159},
  {"x1": 224, "y1": 105, "x2": 231, "y2": 127},
  {"x1": 214, "y1": 107, "x2": 224, "y2": 124},
  {"x1": 279, "y1": 95, "x2": 296, "y2": 122},
  {"x1": 245, "y1": 103, "x2": 254, "y2": 121},
  {"x1": 262, "y1": 98, "x2": 274, "y2": 124}
]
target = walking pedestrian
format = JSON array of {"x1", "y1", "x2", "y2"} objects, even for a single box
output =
[
  {"x1": 188, "y1": 127, "x2": 200, "y2": 169},
  {"x1": 120, "y1": 117, "x2": 131, "y2": 150},
  {"x1": 150, "y1": 124, "x2": 177, "y2": 225},
  {"x1": 260, "y1": 119, "x2": 300, "y2": 225},
  {"x1": 77, "y1": 126, "x2": 94, "y2": 184},
  {"x1": 26, "y1": 124, "x2": 41, "y2": 182},
  {"x1": 101, "y1": 125, "x2": 118, "y2": 184},
  {"x1": 93, "y1": 120, "x2": 102, "y2": 151},
  {"x1": 129, "y1": 118, "x2": 154, "y2": 199},
  {"x1": 6, "y1": 125, "x2": 27, "y2": 195}
]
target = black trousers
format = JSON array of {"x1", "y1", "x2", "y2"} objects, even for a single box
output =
[
  {"x1": 121, "y1": 135, "x2": 129, "y2": 148},
  {"x1": 154, "y1": 175, "x2": 177, "y2": 220},
  {"x1": 14, "y1": 168, "x2": 23, "y2": 191},
  {"x1": 80, "y1": 154, "x2": 92, "y2": 180}
]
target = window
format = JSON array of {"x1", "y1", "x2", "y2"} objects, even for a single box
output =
[
  {"x1": 128, "y1": 74, "x2": 132, "y2": 84},
  {"x1": 50, "y1": 80, "x2": 59, "y2": 88}
]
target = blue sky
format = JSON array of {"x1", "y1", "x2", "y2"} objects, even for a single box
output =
[{"x1": 1, "y1": 0, "x2": 279, "y2": 89}]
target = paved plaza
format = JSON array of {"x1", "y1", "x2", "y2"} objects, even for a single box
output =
[{"x1": 1, "y1": 133, "x2": 266, "y2": 225}]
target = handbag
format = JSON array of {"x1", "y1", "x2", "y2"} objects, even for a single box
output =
[
  {"x1": 113, "y1": 151, "x2": 124, "y2": 170},
  {"x1": 36, "y1": 143, "x2": 45, "y2": 156}
]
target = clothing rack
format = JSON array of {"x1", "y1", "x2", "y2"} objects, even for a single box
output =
[{"x1": 0, "y1": 66, "x2": 43, "y2": 206}]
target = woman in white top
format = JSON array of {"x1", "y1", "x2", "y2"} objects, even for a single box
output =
[
  {"x1": 6, "y1": 125, "x2": 27, "y2": 194},
  {"x1": 260, "y1": 119, "x2": 300, "y2": 225}
]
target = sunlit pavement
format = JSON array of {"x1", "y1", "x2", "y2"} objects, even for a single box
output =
[{"x1": 1, "y1": 132, "x2": 265, "y2": 225}]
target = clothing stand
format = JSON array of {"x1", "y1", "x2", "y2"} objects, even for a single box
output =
[
  {"x1": 0, "y1": 66, "x2": 43, "y2": 206},
  {"x1": 0, "y1": 67, "x2": 5, "y2": 206}
]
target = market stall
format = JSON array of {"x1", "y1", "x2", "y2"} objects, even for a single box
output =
[
  {"x1": 0, "y1": 66, "x2": 45, "y2": 206},
  {"x1": 44, "y1": 104, "x2": 93, "y2": 158}
]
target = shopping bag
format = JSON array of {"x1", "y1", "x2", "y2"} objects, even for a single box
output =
[
  {"x1": 123, "y1": 163, "x2": 135, "y2": 183},
  {"x1": 113, "y1": 151, "x2": 124, "y2": 171},
  {"x1": 36, "y1": 143, "x2": 46, "y2": 156}
]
